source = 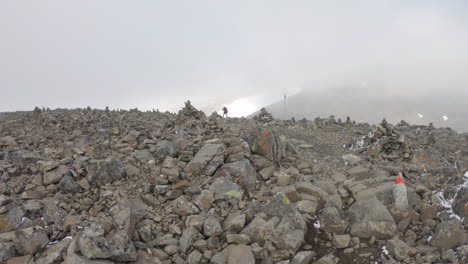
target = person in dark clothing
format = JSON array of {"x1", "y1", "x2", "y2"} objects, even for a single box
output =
[{"x1": 222, "y1": 106, "x2": 228, "y2": 117}]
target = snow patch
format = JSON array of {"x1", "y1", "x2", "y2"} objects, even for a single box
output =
[
  {"x1": 382, "y1": 246, "x2": 389, "y2": 255},
  {"x1": 436, "y1": 170, "x2": 468, "y2": 221},
  {"x1": 442, "y1": 115, "x2": 449, "y2": 121},
  {"x1": 313, "y1": 220, "x2": 321, "y2": 229}
]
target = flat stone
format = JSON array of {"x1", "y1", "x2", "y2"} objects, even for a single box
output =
[
  {"x1": 226, "y1": 234, "x2": 251, "y2": 244},
  {"x1": 430, "y1": 219, "x2": 465, "y2": 249},
  {"x1": 77, "y1": 178, "x2": 90, "y2": 190},
  {"x1": 43, "y1": 165, "x2": 69, "y2": 185},
  {"x1": 291, "y1": 251, "x2": 316, "y2": 264},
  {"x1": 332, "y1": 234, "x2": 351, "y2": 249},
  {"x1": 15, "y1": 226, "x2": 49, "y2": 254},
  {"x1": 347, "y1": 166, "x2": 371, "y2": 180},
  {"x1": 227, "y1": 245, "x2": 255, "y2": 264}
]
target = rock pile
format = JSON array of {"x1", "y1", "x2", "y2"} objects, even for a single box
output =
[
  {"x1": 0, "y1": 104, "x2": 467, "y2": 263},
  {"x1": 253, "y1": 108, "x2": 274, "y2": 123}
]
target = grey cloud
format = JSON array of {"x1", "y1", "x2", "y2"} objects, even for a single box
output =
[{"x1": 0, "y1": 0, "x2": 467, "y2": 119}]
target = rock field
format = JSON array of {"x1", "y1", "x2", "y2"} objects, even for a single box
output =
[{"x1": 0, "y1": 103, "x2": 467, "y2": 264}]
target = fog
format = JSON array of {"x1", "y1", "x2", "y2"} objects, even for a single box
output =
[{"x1": 1, "y1": 1, "x2": 467, "y2": 130}]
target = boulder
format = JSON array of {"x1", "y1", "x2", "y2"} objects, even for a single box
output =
[
  {"x1": 291, "y1": 251, "x2": 316, "y2": 264},
  {"x1": 220, "y1": 159, "x2": 257, "y2": 193},
  {"x1": 184, "y1": 143, "x2": 225, "y2": 176},
  {"x1": 453, "y1": 187, "x2": 468, "y2": 217},
  {"x1": 153, "y1": 140, "x2": 179, "y2": 160},
  {"x1": 210, "y1": 177, "x2": 244, "y2": 200},
  {"x1": 246, "y1": 128, "x2": 287, "y2": 163},
  {"x1": 319, "y1": 207, "x2": 348, "y2": 234},
  {"x1": 386, "y1": 237, "x2": 417, "y2": 261},
  {"x1": 227, "y1": 245, "x2": 255, "y2": 264},
  {"x1": 430, "y1": 219, "x2": 466, "y2": 249},
  {"x1": 15, "y1": 227, "x2": 49, "y2": 254},
  {"x1": 347, "y1": 197, "x2": 397, "y2": 239},
  {"x1": 43, "y1": 165, "x2": 70, "y2": 185},
  {"x1": 78, "y1": 225, "x2": 137, "y2": 262},
  {"x1": 85, "y1": 158, "x2": 125, "y2": 186},
  {"x1": 58, "y1": 175, "x2": 82, "y2": 193}
]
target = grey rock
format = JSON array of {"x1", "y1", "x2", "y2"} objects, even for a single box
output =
[
  {"x1": 187, "y1": 250, "x2": 203, "y2": 264},
  {"x1": 203, "y1": 216, "x2": 223, "y2": 237},
  {"x1": 221, "y1": 159, "x2": 257, "y2": 192},
  {"x1": 332, "y1": 234, "x2": 350, "y2": 249},
  {"x1": 210, "y1": 177, "x2": 243, "y2": 200},
  {"x1": 331, "y1": 172, "x2": 347, "y2": 182},
  {"x1": 240, "y1": 216, "x2": 267, "y2": 244},
  {"x1": 36, "y1": 238, "x2": 71, "y2": 264},
  {"x1": 43, "y1": 201, "x2": 66, "y2": 226},
  {"x1": 262, "y1": 192, "x2": 295, "y2": 217},
  {"x1": 65, "y1": 253, "x2": 114, "y2": 264},
  {"x1": 291, "y1": 251, "x2": 316, "y2": 264},
  {"x1": 211, "y1": 245, "x2": 235, "y2": 264},
  {"x1": 152, "y1": 234, "x2": 178, "y2": 247},
  {"x1": 79, "y1": 228, "x2": 137, "y2": 262},
  {"x1": 342, "y1": 154, "x2": 361, "y2": 166},
  {"x1": 348, "y1": 197, "x2": 397, "y2": 239},
  {"x1": 346, "y1": 166, "x2": 370, "y2": 180},
  {"x1": 276, "y1": 171, "x2": 291, "y2": 186},
  {"x1": 44, "y1": 165, "x2": 70, "y2": 185},
  {"x1": 85, "y1": 158, "x2": 125, "y2": 186},
  {"x1": 312, "y1": 254, "x2": 335, "y2": 264},
  {"x1": 0, "y1": 194, "x2": 10, "y2": 206},
  {"x1": 8, "y1": 150, "x2": 43, "y2": 166},
  {"x1": 430, "y1": 219, "x2": 466, "y2": 249},
  {"x1": 58, "y1": 175, "x2": 82, "y2": 193},
  {"x1": 184, "y1": 143, "x2": 224, "y2": 176},
  {"x1": 163, "y1": 245, "x2": 178, "y2": 255},
  {"x1": 154, "y1": 140, "x2": 179, "y2": 160},
  {"x1": 296, "y1": 200, "x2": 319, "y2": 215},
  {"x1": 0, "y1": 242, "x2": 18, "y2": 263},
  {"x1": 0, "y1": 136, "x2": 17, "y2": 147},
  {"x1": 259, "y1": 166, "x2": 275, "y2": 180},
  {"x1": 223, "y1": 213, "x2": 246, "y2": 233},
  {"x1": 319, "y1": 207, "x2": 348, "y2": 234},
  {"x1": 386, "y1": 237, "x2": 417, "y2": 261},
  {"x1": 227, "y1": 245, "x2": 255, "y2": 264},
  {"x1": 226, "y1": 234, "x2": 251, "y2": 244},
  {"x1": 295, "y1": 183, "x2": 328, "y2": 200},
  {"x1": 15, "y1": 226, "x2": 49, "y2": 254},
  {"x1": 453, "y1": 186, "x2": 468, "y2": 217},
  {"x1": 131, "y1": 250, "x2": 163, "y2": 264},
  {"x1": 179, "y1": 226, "x2": 203, "y2": 254},
  {"x1": 246, "y1": 128, "x2": 287, "y2": 163},
  {"x1": 134, "y1": 149, "x2": 154, "y2": 164},
  {"x1": 193, "y1": 190, "x2": 214, "y2": 210}
]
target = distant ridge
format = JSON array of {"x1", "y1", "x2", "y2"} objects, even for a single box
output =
[{"x1": 249, "y1": 87, "x2": 468, "y2": 132}]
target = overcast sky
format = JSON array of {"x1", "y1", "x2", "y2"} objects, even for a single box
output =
[{"x1": 1, "y1": 0, "x2": 467, "y2": 115}]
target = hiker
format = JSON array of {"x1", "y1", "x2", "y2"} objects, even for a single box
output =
[{"x1": 222, "y1": 106, "x2": 228, "y2": 117}]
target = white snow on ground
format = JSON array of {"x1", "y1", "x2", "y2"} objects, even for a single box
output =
[
  {"x1": 382, "y1": 246, "x2": 389, "y2": 255},
  {"x1": 314, "y1": 220, "x2": 321, "y2": 228},
  {"x1": 443, "y1": 115, "x2": 449, "y2": 121},
  {"x1": 418, "y1": 113, "x2": 423, "y2": 118},
  {"x1": 436, "y1": 170, "x2": 468, "y2": 221}
]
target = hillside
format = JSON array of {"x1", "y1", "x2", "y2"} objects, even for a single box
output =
[
  {"x1": 0, "y1": 103, "x2": 467, "y2": 263},
  {"x1": 256, "y1": 88, "x2": 468, "y2": 133}
]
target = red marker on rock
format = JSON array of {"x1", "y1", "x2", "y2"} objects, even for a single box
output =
[{"x1": 393, "y1": 172, "x2": 408, "y2": 209}]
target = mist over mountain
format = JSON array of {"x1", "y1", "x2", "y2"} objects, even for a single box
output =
[{"x1": 258, "y1": 85, "x2": 468, "y2": 132}]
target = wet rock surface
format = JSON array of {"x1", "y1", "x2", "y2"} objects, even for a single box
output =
[{"x1": 0, "y1": 105, "x2": 467, "y2": 263}]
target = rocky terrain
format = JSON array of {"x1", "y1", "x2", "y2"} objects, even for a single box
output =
[{"x1": 0, "y1": 103, "x2": 467, "y2": 264}]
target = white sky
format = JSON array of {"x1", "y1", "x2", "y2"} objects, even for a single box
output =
[{"x1": 1, "y1": 0, "x2": 468, "y2": 116}]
